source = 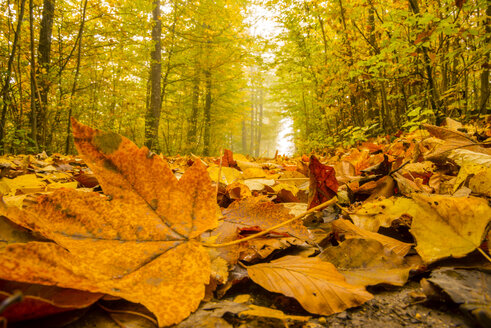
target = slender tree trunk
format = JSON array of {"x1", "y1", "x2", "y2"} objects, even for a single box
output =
[
  {"x1": 29, "y1": 0, "x2": 38, "y2": 152},
  {"x1": 144, "y1": 0, "x2": 162, "y2": 152},
  {"x1": 0, "y1": 0, "x2": 26, "y2": 153},
  {"x1": 249, "y1": 89, "x2": 255, "y2": 156},
  {"x1": 255, "y1": 89, "x2": 263, "y2": 157},
  {"x1": 408, "y1": 0, "x2": 440, "y2": 115},
  {"x1": 241, "y1": 118, "x2": 247, "y2": 154},
  {"x1": 202, "y1": 69, "x2": 212, "y2": 156},
  {"x1": 36, "y1": 0, "x2": 56, "y2": 149},
  {"x1": 65, "y1": 0, "x2": 88, "y2": 154},
  {"x1": 187, "y1": 50, "x2": 200, "y2": 152},
  {"x1": 479, "y1": 3, "x2": 490, "y2": 114}
]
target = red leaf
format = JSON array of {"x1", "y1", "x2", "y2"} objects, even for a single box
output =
[
  {"x1": 308, "y1": 155, "x2": 339, "y2": 210},
  {"x1": 222, "y1": 149, "x2": 237, "y2": 168}
]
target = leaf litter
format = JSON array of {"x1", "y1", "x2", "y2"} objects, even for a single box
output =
[{"x1": 0, "y1": 119, "x2": 490, "y2": 327}]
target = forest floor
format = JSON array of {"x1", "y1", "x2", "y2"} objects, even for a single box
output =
[{"x1": 1, "y1": 118, "x2": 490, "y2": 328}]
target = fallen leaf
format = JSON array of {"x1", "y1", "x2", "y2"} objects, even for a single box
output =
[
  {"x1": 0, "y1": 280, "x2": 102, "y2": 322},
  {"x1": 221, "y1": 149, "x2": 237, "y2": 168},
  {"x1": 423, "y1": 124, "x2": 491, "y2": 160},
  {"x1": 427, "y1": 268, "x2": 491, "y2": 327},
  {"x1": 349, "y1": 197, "x2": 416, "y2": 232},
  {"x1": 0, "y1": 119, "x2": 219, "y2": 327},
  {"x1": 223, "y1": 197, "x2": 311, "y2": 241},
  {"x1": 243, "y1": 167, "x2": 267, "y2": 179},
  {"x1": 208, "y1": 166, "x2": 242, "y2": 184},
  {"x1": 410, "y1": 194, "x2": 491, "y2": 263},
  {"x1": 226, "y1": 182, "x2": 252, "y2": 200},
  {"x1": 242, "y1": 178, "x2": 275, "y2": 191},
  {"x1": 453, "y1": 164, "x2": 491, "y2": 196},
  {"x1": 331, "y1": 219, "x2": 412, "y2": 257},
  {"x1": 247, "y1": 256, "x2": 373, "y2": 315},
  {"x1": 308, "y1": 155, "x2": 339, "y2": 210},
  {"x1": 447, "y1": 149, "x2": 491, "y2": 167},
  {"x1": 0, "y1": 174, "x2": 46, "y2": 196},
  {"x1": 319, "y1": 238, "x2": 417, "y2": 287},
  {"x1": 238, "y1": 304, "x2": 310, "y2": 323},
  {"x1": 177, "y1": 301, "x2": 248, "y2": 328}
]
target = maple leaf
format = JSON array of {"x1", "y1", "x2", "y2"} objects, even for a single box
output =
[
  {"x1": 0, "y1": 119, "x2": 219, "y2": 327},
  {"x1": 247, "y1": 255, "x2": 373, "y2": 315}
]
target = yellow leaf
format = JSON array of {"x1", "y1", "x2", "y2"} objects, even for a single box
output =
[
  {"x1": 320, "y1": 238, "x2": 419, "y2": 287},
  {"x1": 468, "y1": 168, "x2": 491, "y2": 197},
  {"x1": 410, "y1": 194, "x2": 491, "y2": 263},
  {"x1": 242, "y1": 167, "x2": 267, "y2": 179},
  {"x1": 239, "y1": 304, "x2": 311, "y2": 322},
  {"x1": 247, "y1": 256, "x2": 373, "y2": 315},
  {"x1": 47, "y1": 181, "x2": 79, "y2": 191},
  {"x1": 1, "y1": 174, "x2": 46, "y2": 196},
  {"x1": 349, "y1": 197, "x2": 416, "y2": 232},
  {"x1": 272, "y1": 183, "x2": 299, "y2": 196},
  {"x1": 207, "y1": 166, "x2": 242, "y2": 184},
  {"x1": 332, "y1": 219, "x2": 412, "y2": 257}
]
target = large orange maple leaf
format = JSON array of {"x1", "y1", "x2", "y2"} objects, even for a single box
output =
[{"x1": 0, "y1": 119, "x2": 219, "y2": 326}]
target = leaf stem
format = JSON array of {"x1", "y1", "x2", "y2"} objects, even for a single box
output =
[
  {"x1": 477, "y1": 247, "x2": 491, "y2": 264},
  {"x1": 203, "y1": 197, "x2": 338, "y2": 248}
]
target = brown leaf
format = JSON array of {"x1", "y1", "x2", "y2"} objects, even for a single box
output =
[
  {"x1": 308, "y1": 155, "x2": 339, "y2": 210},
  {"x1": 247, "y1": 256, "x2": 373, "y2": 315},
  {"x1": 221, "y1": 149, "x2": 237, "y2": 168},
  {"x1": 423, "y1": 124, "x2": 491, "y2": 160},
  {"x1": 331, "y1": 219, "x2": 412, "y2": 257},
  {"x1": 0, "y1": 280, "x2": 102, "y2": 322},
  {"x1": 223, "y1": 197, "x2": 311, "y2": 241},
  {"x1": 319, "y1": 239, "x2": 418, "y2": 287},
  {"x1": 0, "y1": 119, "x2": 219, "y2": 327}
]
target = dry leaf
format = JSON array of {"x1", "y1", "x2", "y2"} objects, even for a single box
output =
[
  {"x1": 331, "y1": 219, "x2": 412, "y2": 257},
  {"x1": 223, "y1": 197, "x2": 311, "y2": 241},
  {"x1": 0, "y1": 119, "x2": 219, "y2": 327},
  {"x1": 410, "y1": 194, "x2": 491, "y2": 263},
  {"x1": 308, "y1": 155, "x2": 339, "y2": 210},
  {"x1": 247, "y1": 256, "x2": 373, "y2": 315},
  {"x1": 239, "y1": 304, "x2": 310, "y2": 323},
  {"x1": 0, "y1": 280, "x2": 102, "y2": 322},
  {"x1": 349, "y1": 197, "x2": 416, "y2": 232},
  {"x1": 423, "y1": 124, "x2": 491, "y2": 160},
  {"x1": 319, "y1": 239, "x2": 417, "y2": 287}
]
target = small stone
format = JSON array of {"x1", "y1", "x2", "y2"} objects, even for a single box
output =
[{"x1": 337, "y1": 312, "x2": 348, "y2": 320}]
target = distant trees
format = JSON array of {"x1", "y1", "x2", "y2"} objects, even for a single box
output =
[
  {"x1": 0, "y1": 0, "x2": 276, "y2": 156},
  {"x1": 266, "y1": 0, "x2": 490, "y2": 151}
]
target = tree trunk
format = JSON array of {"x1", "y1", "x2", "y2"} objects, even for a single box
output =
[
  {"x1": 65, "y1": 0, "x2": 88, "y2": 154},
  {"x1": 187, "y1": 50, "x2": 201, "y2": 152},
  {"x1": 241, "y1": 118, "x2": 247, "y2": 154},
  {"x1": 479, "y1": 3, "x2": 490, "y2": 114},
  {"x1": 408, "y1": 0, "x2": 440, "y2": 115},
  {"x1": 29, "y1": 0, "x2": 38, "y2": 152},
  {"x1": 249, "y1": 89, "x2": 255, "y2": 156},
  {"x1": 255, "y1": 88, "x2": 263, "y2": 157},
  {"x1": 36, "y1": 0, "x2": 56, "y2": 149},
  {"x1": 0, "y1": 0, "x2": 26, "y2": 153},
  {"x1": 144, "y1": 0, "x2": 162, "y2": 152},
  {"x1": 202, "y1": 69, "x2": 212, "y2": 156}
]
